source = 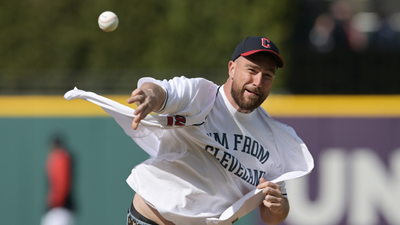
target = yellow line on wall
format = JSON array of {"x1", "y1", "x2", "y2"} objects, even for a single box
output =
[
  {"x1": 0, "y1": 95, "x2": 132, "y2": 117},
  {"x1": 261, "y1": 95, "x2": 400, "y2": 117},
  {"x1": 1, "y1": 95, "x2": 400, "y2": 117}
]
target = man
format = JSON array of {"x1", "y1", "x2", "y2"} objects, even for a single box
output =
[
  {"x1": 124, "y1": 36, "x2": 312, "y2": 225},
  {"x1": 42, "y1": 137, "x2": 75, "y2": 225}
]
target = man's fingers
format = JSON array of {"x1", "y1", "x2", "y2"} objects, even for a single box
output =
[
  {"x1": 264, "y1": 193, "x2": 283, "y2": 203},
  {"x1": 128, "y1": 88, "x2": 148, "y2": 130},
  {"x1": 127, "y1": 89, "x2": 144, "y2": 104},
  {"x1": 127, "y1": 95, "x2": 144, "y2": 106},
  {"x1": 132, "y1": 121, "x2": 139, "y2": 130},
  {"x1": 257, "y1": 179, "x2": 282, "y2": 201},
  {"x1": 132, "y1": 111, "x2": 148, "y2": 130},
  {"x1": 132, "y1": 111, "x2": 144, "y2": 130},
  {"x1": 263, "y1": 186, "x2": 282, "y2": 197},
  {"x1": 257, "y1": 179, "x2": 279, "y2": 190},
  {"x1": 261, "y1": 185, "x2": 285, "y2": 213},
  {"x1": 131, "y1": 102, "x2": 154, "y2": 130},
  {"x1": 128, "y1": 87, "x2": 159, "y2": 130},
  {"x1": 263, "y1": 200, "x2": 283, "y2": 213}
]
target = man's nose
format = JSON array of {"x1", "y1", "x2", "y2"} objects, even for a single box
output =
[{"x1": 252, "y1": 73, "x2": 263, "y2": 87}]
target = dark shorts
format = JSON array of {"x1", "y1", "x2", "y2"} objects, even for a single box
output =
[{"x1": 127, "y1": 201, "x2": 159, "y2": 225}]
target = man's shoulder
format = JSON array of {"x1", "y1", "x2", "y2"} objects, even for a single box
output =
[{"x1": 171, "y1": 76, "x2": 214, "y2": 82}]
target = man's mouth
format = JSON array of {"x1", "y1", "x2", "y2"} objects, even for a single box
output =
[{"x1": 245, "y1": 89, "x2": 260, "y2": 96}]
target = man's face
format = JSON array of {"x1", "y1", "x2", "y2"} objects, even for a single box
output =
[{"x1": 229, "y1": 53, "x2": 277, "y2": 113}]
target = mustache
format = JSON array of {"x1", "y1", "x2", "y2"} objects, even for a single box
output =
[{"x1": 245, "y1": 86, "x2": 262, "y2": 95}]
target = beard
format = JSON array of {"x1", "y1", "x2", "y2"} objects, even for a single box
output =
[{"x1": 231, "y1": 79, "x2": 266, "y2": 112}]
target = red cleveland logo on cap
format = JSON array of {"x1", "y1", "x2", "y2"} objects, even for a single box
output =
[{"x1": 261, "y1": 38, "x2": 271, "y2": 49}]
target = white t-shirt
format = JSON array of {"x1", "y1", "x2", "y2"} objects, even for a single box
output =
[
  {"x1": 126, "y1": 77, "x2": 295, "y2": 224},
  {"x1": 63, "y1": 78, "x2": 313, "y2": 225}
]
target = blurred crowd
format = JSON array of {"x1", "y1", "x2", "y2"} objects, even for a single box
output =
[{"x1": 309, "y1": 0, "x2": 400, "y2": 53}]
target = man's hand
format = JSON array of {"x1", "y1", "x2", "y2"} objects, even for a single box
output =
[
  {"x1": 127, "y1": 82, "x2": 166, "y2": 130},
  {"x1": 257, "y1": 178, "x2": 289, "y2": 225}
]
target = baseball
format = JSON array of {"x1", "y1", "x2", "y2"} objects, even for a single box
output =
[{"x1": 98, "y1": 11, "x2": 119, "y2": 32}]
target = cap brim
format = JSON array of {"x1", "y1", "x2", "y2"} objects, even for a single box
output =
[{"x1": 241, "y1": 50, "x2": 284, "y2": 68}]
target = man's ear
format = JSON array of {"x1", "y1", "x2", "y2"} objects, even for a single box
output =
[{"x1": 228, "y1": 61, "x2": 235, "y2": 79}]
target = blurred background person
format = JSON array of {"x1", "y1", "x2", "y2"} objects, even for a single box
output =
[
  {"x1": 309, "y1": 0, "x2": 367, "y2": 53},
  {"x1": 369, "y1": 2, "x2": 400, "y2": 52},
  {"x1": 41, "y1": 136, "x2": 76, "y2": 225}
]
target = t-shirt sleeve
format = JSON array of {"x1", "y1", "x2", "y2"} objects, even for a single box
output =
[{"x1": 138, "y1": 76, "x2": 218, "y2": 116}]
